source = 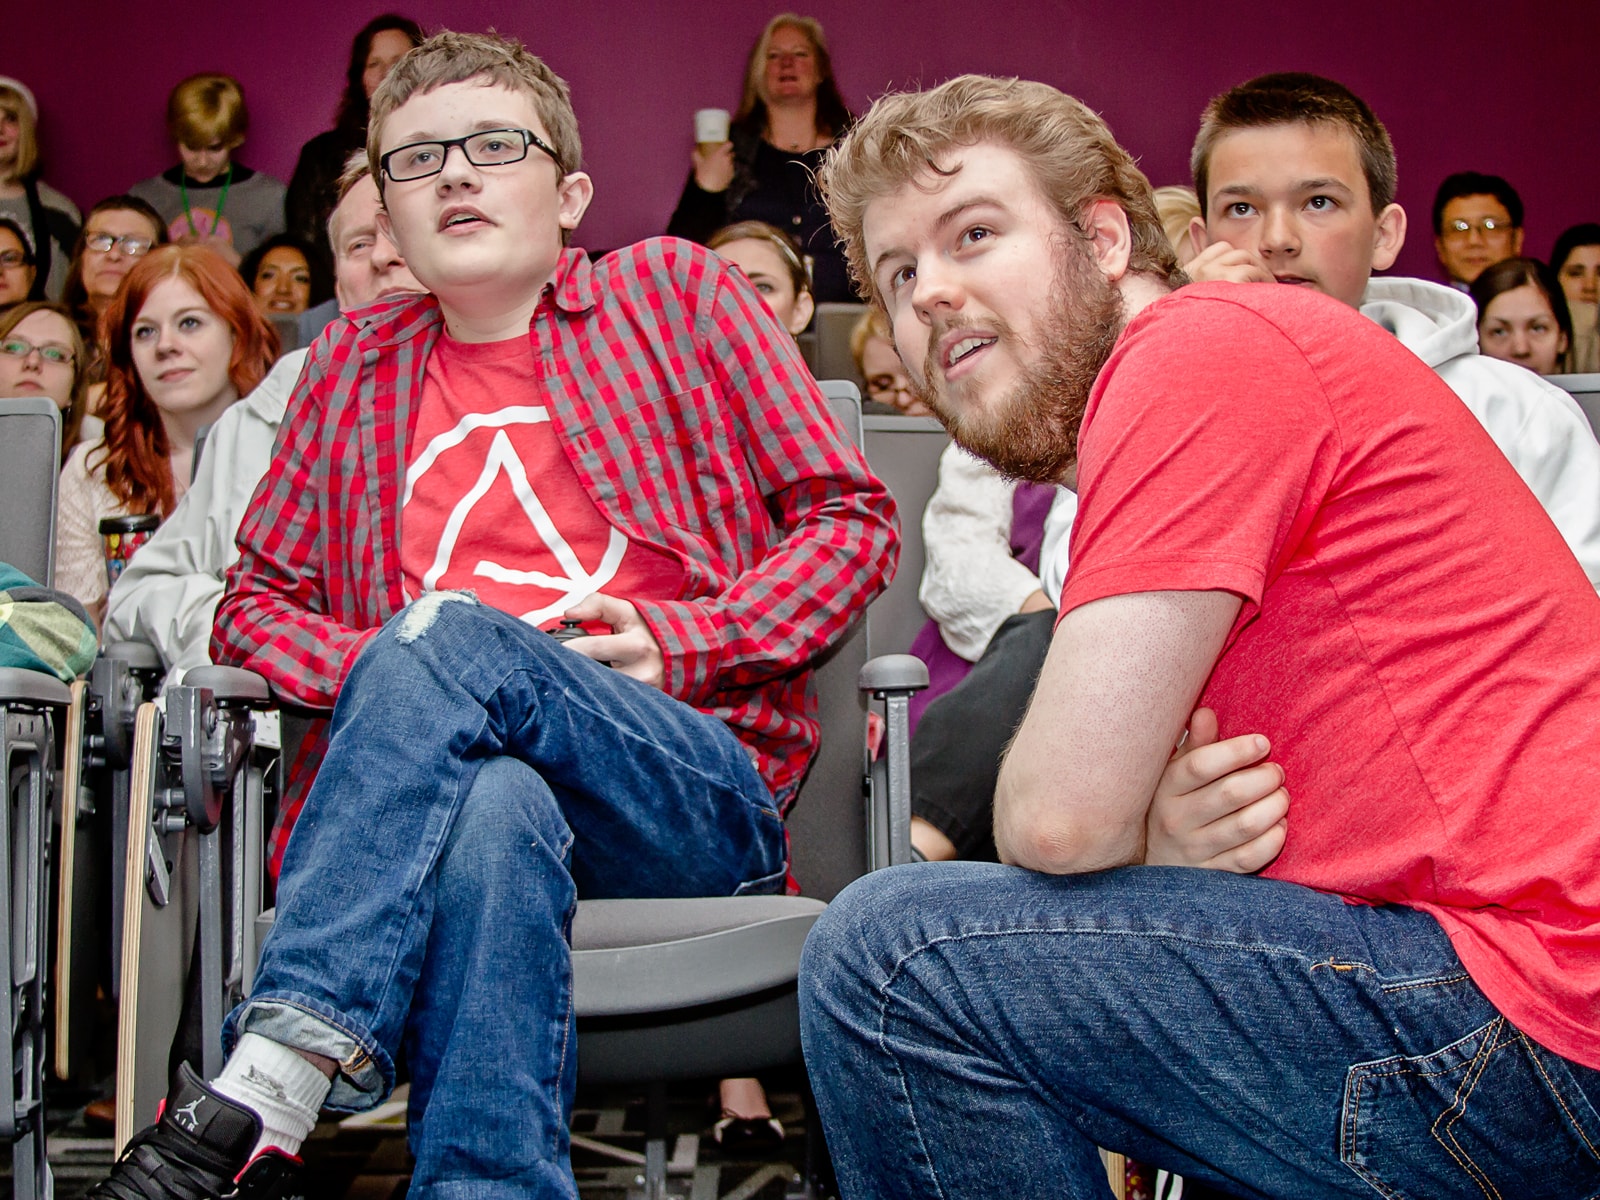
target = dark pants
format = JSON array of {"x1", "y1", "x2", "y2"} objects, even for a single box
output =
[{"x1": 910, "y1": 608, "x2": 1055, "y2": 860}]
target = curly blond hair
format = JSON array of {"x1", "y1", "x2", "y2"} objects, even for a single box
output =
[{"x1": 820, "y1": 74, "x2": 1182, "y2": 305}]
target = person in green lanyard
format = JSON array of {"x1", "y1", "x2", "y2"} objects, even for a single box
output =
[{"x1": 129, "y1": 74, "x2": 287, "y2": 269}]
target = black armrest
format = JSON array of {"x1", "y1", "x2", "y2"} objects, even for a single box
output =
[
  {"x1": 0, "y1": 666, "x2": 73, "y2": 706},
  {"x1": 858, "y1": 654, "x2": 930, "y2": 695},
  {"x1": 102, "y1": 640, "x2": 163, "y2": 672},
  {"x1": 181, "y1": 666, "x2": 272, "y2": 706}
]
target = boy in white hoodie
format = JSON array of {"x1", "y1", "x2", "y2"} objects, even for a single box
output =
[{"x1": 1180, "y1": 72, "x2": 1600, "y2": 589}]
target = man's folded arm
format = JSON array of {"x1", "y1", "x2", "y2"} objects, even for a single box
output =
[{"x1": 995, "y1": 587, "x2": 1242, "y2": 874}]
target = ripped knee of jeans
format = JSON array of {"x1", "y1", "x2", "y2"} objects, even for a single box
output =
[{"x1": 395, "y1": 590, "x2": 478, "y2": 644}]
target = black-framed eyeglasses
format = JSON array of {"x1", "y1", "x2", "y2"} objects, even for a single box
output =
[
  {"x1": 85, "y1": 232, "x2": 155, "y2": 257},
  {"x1": 1443, "y1": 217, "x2": 1514, "y2": 240},
  {"x1": 0, "y1": 249, "x2": 30, "y2": 269},
  {"x1": 0, "y1": 336, "x2": 75, "y2": 366},
  {"x1": 380, "y1": 127, "x2": 561, "y2": 183},
  {"x1": 866, "y1": 374, "x2": 915, "y2": 399}
]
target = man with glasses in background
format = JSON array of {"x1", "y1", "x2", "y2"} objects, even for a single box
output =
[
  {"x1": 1433, "y1": 171, "x2": 1525, "y2": 288},
  {"x1": 91, "y1": 30, "x2": 894, "y2": 1200}
]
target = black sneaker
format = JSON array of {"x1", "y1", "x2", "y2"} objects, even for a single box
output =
[{"x1": 88, "y1": 1062, "x2": 304, "y2": 1200}]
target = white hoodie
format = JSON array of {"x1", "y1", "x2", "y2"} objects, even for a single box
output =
[
  {"x1": 1040, "y1": 278, "x2": 1600, "y2": 602},
  {"x1": 1360, "y1": 277, "x2": 1600, "y2": 591},
  {"x1": 104, "y1": 349, "x2": 310, "y2": 686}
]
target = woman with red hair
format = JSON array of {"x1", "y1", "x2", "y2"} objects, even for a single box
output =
[{"x1": 55, "y1": 243, "x2": 276, "y2": 619}]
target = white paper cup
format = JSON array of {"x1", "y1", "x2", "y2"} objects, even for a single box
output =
[{"x1": 694, "y1": 108, "x2": 731, "y2": 145}]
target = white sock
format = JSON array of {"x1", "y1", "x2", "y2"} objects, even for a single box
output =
[{"x1": 211, "y1": 1033, "x2": 331, "y2": 1159}]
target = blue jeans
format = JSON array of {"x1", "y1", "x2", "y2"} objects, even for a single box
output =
[
  {"x1": 224, "y1": 595, "x2": 788, "y2": 1199},
  {"x1": 799, "y1": 863, "x2": 1600, "y2": 1199}
]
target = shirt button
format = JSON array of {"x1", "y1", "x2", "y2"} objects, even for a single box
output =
[{"x1": 791, "y1": 215, "x2": 802, "y2": 226}]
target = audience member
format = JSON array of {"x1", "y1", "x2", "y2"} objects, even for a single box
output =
[
  {"x1": 1550, "y1": 222, "x2": 1600, "y2": 373},
  {"x1": 129, "y1": 74, "x2": 287, "y2": 266},
  {"x1": 1433, "y1": 170, "x2": 1524, "y2": 288},
  {"x1": 905, "y1": 188, "x2": 1210, "y2": 870},
  {"x1": 0, "y1": 77, "x2": 79, "y2": 300},
  {"x1": 285, "y1": 13, "x2": 425, "y2": 260},
  {"x1": 0, "y1": 300, "x2": 93, "y2": 462},
  {"x1": 850, "y1": 306, "x2": 928, "y2": 414},
  {"x1": 803, "y1": 72, "x2": 1600, "y2": 1198},
  {"x1": 61, "y1": 195, "x2": 169, "y2": 383},
  {"x1": 667, "y1": 14, "x2": 856, "y2": 303},
  {"x1": 240, "y1": 234, "x2": 330, "y2": 320},
  {"x1": 92, "y1": 32, "x2": 893, "y2": 1200},
  {"x1": 1182, "y1": 74, "x2": 1600, "y2": 590},
  {"x1": 0, "y1": 215, "x2": 37, "y2": 307},
  {"x1": 1151, "y1": 184, "x2": 1202, "y2": 265},
  {"x1": 1471, "y1": 256, "x2": 1572, "y2": 376},
  {"x1": 55, "y1": 245, "x2": 275, "y2": 622},
  {"x1": 708, "y1": 219, "x2": 815, "y2": 336},
  {"x1": 108, "y1": 153, "x2": 423, "y2": 689},
  {"x1": 705, "y1": 217, "x2": 821, "y2": 1149}
]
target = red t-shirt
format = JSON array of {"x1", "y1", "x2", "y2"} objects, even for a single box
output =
[
  {"x1": 1062, "y1": 283, "x2": 1600, "y2": 1068},
  {"x1": 401, "y1": 332, "x2": 683, "y2": 625}
]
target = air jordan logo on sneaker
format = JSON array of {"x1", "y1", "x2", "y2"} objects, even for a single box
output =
[{"x1": 171, "y1": 1098, "x2": 206, "y2": 1132}]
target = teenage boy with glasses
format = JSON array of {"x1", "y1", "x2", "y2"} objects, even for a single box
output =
[{"x1": 91, "y1": 30, "x2": 894, "y2": 1200}]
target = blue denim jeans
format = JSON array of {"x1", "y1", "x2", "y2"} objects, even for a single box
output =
[
  {"x1": 799, "y1": 863, "x2": 1600, "y2": 1199},
  {"x1": 224, "y1": 595, "x2": 788, "y2": 1199}
]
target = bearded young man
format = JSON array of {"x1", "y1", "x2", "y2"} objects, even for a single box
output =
[{"x1": 798, "y1": 75, "x2": 1600, "y2": 1198}]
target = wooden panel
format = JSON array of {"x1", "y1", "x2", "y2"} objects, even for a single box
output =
[{"x1": 115, "y1": 704, "x2": 197, "y2": 1152}]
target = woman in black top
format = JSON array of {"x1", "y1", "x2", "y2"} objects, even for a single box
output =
[
  {"x1": 284, "y1": 14, "x2": 423, "y2": 262},
  {"x1": 667, "y1": 14, "x2": 857, "y2": 304}
]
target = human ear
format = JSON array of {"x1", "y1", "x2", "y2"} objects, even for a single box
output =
[
  {"x1": 1081, "y1": 198, "x2": 1132, "y2": 281},
  {"x1": 375, "y1": 206, "x2": 398, "y2": 250},
  {"x1": 1188, "y1": 215, "x2": 1213, "y2": 252},
  {"x1": 787, "y1": 289, "x2": 815, "y2": 336},
  {"x1": 1370, "y1": 203, "x2": 1407, "y2": 273},
  {"x1": 557, "y1": 171, "x2": 595, "y2": 233}
]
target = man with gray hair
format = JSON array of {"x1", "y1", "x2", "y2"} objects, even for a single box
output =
[
  {"x1": 799, "y1": 73, "x2": 1600, "y2": 1198},
  {"x1": 106, "y1": 152, "x2": 425, "y2": 686}
]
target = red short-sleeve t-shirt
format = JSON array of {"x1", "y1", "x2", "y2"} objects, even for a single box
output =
[
  {"x1": 400, "y1": 332, "x2": 683, "y2": 624},
  {"x1": 1061, "y1": 282, "x2": 1600, "y2": 1068}
]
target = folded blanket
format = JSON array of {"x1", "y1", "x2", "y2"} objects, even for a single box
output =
[{"x1": 0, "y1": 563, "x2": 97, "y2": 682}]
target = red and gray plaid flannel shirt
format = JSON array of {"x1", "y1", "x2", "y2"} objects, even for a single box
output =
[{"x1": 214, "y1": 238, "x2": 898, "y2": 875}]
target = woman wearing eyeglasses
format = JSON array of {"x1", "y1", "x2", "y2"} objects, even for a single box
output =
[
  {"x1": 57, "y1": 195, "x2": 170, "y2": 415},
  {"x1": 0, "y1": 216, "x2": 37, "y2": 307},
  {"x1": 55, "y1": 244, "x2": 275, "y2": 620},
  {"x1": 62, "y1": 196, "x2": 169, "y2": 346},
  {"x1": 0, "y1": 300, "x2": 93, "y2": 463}
]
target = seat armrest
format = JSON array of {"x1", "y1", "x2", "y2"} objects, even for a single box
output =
[
  {"x1": 0, "y1": 666, "x2": 72, "y2": 706},
  {"x1": 858, "y1": 653, "x2": 930, "y2": 695},
  {"x1": 858, "y1": 654, "x2": 928, "y2": 870},
  {"x1": 180, "y1": 666, "x2": 272, "y2": 705},
  {"x1": 102, "y1": 640, "x2": 164, "y2": 672}
]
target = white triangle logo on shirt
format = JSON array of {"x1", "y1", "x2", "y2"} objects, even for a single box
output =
[{"x1": 405, "y1": 408, "x2": 627, "y2": 625}]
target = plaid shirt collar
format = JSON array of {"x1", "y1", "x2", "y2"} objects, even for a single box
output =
[{"x1": 342, "y1": 248, "x2": 600, "y2": 349}]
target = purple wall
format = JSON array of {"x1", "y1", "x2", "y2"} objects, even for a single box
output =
[{"x1": 14, "y1": 1, "x2": 1598, "y2": 280}]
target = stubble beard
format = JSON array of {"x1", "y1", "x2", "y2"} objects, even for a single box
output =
[{"x1": 915, "y1": 240, "x2": 1126, "y2": 484}]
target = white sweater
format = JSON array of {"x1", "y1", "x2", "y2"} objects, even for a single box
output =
[{"x1": 104, "y1": 350, "x2": 307, "y2": 684}]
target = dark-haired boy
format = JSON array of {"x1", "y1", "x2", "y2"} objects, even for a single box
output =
[
  {"x1": 93, "y1": 30, "x2": 895, "y2": 1200},
  {"x1": 1186, "y1": 73, "x2": 1600, "y2": 590},
  {"x1": 1432, "y1": 170, "x2": 1524, "y2": 287}
]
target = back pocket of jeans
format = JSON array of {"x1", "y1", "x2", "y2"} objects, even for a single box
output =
[{"x1": 1340, "y1": 1017, "x2": 1600, "y2": 1199}]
